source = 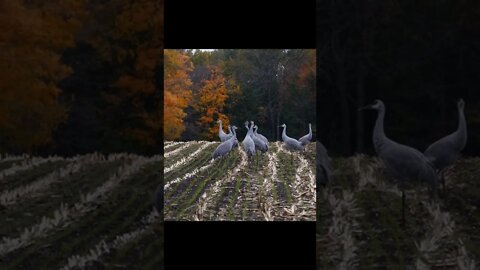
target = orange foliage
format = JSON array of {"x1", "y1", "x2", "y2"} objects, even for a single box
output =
[
  {"x1": 195, "y1": 67, "x2": 230, "y2": 139},
  {"x1": 296, "y1": 49, "x2": 316, "y2": 88},
  {"x1": 0, "y1": 0, "x2": 85, "y2": 151},
  {"x1": 87, "y1": 0, "x2": 163, "y2": 146},
  {"x1": 164, "y1": 50, "x2": 193, "y2": 140}
]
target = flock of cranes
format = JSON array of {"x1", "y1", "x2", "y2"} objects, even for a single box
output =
[
  {"x1": 212, "y1": 119, "x2": 313, "y2": 161},
  {"x1": 157, "y1": 99, "x2": 467, "y2": 226},
  {"x1": 155, "y1": 120, "x2": 314, "y2": 215}
]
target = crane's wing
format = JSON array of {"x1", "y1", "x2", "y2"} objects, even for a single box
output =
[
  {"x1": 380, "y1": 143, "x2": 435, "y2": 185},
  {"x1": 424, "y1": 134, "x2": 459, "y2": 169}
]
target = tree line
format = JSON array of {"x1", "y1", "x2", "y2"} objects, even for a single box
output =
[
  {"x1": 0, "y1": 0, "x2": 162, "y2": 155},
  {"x1": 318, "y1": 0, "x2": 480, "y2": 156},
  {"x1": 164, "y1": 49, "x2": 316, "y2": 142}
]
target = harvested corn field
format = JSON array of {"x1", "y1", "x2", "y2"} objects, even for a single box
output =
[
  {"x1": 317, "y1": 155, "x2": 479, "y2": 269},
  {"x1": 0, "y1": 154, "x2": 164, "y2": 270},
  {"x1": 164, "y1": 141, "x2": 316, "y2": 221}
]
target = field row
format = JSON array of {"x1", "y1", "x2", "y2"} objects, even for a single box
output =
[
  {"x1": 317, "y1": 155, "x2": 479, "y2": 269},
  {"x1": 163, "y1": 141, "x2": 316, "y2": 221},
  {"x1": 0, "y1": 154, "x2": 164, "y2": 269}
]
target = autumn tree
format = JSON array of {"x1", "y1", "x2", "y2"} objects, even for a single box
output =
[
  {"x1": 278, "y1": 49, "x2": 316, "y2": 135},
  {"x1": 180, "y1": 49, "x2": 315, "y2": 141},
  {"x1": 194, "y1": 67, "x2": 230, "y2": 139},
  {"x1": 75, "y1": 0, "x2": 164, "y2": 151},
  {"x1": 0, "y1": 0, "x2": 84, "y2": 152},
  {"x1": 164, "y1": 50, "x2": 193, "y2": 140}
]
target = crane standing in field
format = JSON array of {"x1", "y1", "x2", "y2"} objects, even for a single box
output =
[
  {"x1": 424, "y1": 99, "x2": 467, "y2": 193},
  {"x1": 360, "y1": 99, "x2": 438, "y2": 227},
  {"x1": 228, "y1": 126, "x2": 238, "y2": 148},
  {"x1": 242, "y1": 121, "x2": 256, "y2": 159},
  {"x1": 250, "y1": 121, "x2": 268, "y2": 167},
  {"x1": 250, "y1": 121, "x2": 268, "y2": 153},
  {"x1": 212, "y1": 126, "x2": 238, "y2": 160},
  {"x1": 279, "y1": 123, "x2": 304, "y2": 163},
  {"x1": 217, "y1": 119, "x2": 232, "y2": 142},
  {"x1": 253, "y1": 125, "x2": 268, "y2": 145},
  {"x1": 316, "y1": 140, "x2": 331, "y2": 188},
  {"x1": 299, "y1": 123, "x2": 313, "y2": 147}
]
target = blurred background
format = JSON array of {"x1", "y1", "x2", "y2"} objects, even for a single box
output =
[
  {"x1": 0, "y1": 0, "x2": 162, "y2": 156},
  {"x1": 164, "y1": 49, "x2": 316, "y2": 142},
  {"x1": 317, "y1": 0, "x2": 480, "y2": 157}
]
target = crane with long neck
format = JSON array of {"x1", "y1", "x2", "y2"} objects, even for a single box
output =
[
  {"x1": 299, "y1": 123, "x2": 312, "y2": 146},
  {"x1": 424, "y1": 99, "x2": 467, "y2": 192},
  {"x1": 360, "y1": 99, "x2": 438, "y2": 227},
  {"x1": 217, "y1": 119, "x2": 231, "y2": 142}
]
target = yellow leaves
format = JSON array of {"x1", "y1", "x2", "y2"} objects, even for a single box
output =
[
  {"x1": 164, "y1": 50, "x2": 194, "y2": 140},
  {"x1": 0, "y1": 0, "x2": 79, "y2": 151},
  {"x1": 85, "y1": 0, "x2": 163, "y2": 147},
  {"x1": 195, "y1": 66, "x2": 231, "y2": 139}
]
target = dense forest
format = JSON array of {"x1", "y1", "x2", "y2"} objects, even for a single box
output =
[
  {"x1": 0, "y1": 0, "x2": 163, "y2": 156},
  {"x1": 318, "y1": 0, "x2": 480, "y2": 157},
  {"x1": 164, "y1": 49, "x2": 316, "y2": 142}
]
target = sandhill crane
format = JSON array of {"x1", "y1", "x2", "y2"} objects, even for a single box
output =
[
  {"x1": 250, "y1": 121, "x2": 268, "y2": 153},
  {"x1": 279, "y1": 123, "x2": 304, "y2": 163},
  {"x1": 316, "y1": 141, "x2": 331, "y2": 187},
  {"x1": 213, "y1": 126, "x2": 238, "y2": 160},
  {"x1": 242, "y1": 121, "x2": 256, "y2": 158},
  {"x1": 253, "y1": 125, "x2": 268, "y2": 145},
  {"x1": 217, "y1": 119, "x2": 231, "y2": 142},
  {"x1": 231, "y1": 126, "x2": 239, "y2": 148},
  {"x1": 228, "y1": 126, "x2": 238, "y2": 148},
  {"x1": 154, "y1": 183, "x2": 163, "y2": 213},
  {"x1": 424, "y1": 99, "x2": 467, "y2": 192},
  {"x1": 360, "y1": 99, "x2": 438, "y2": 226},
  {"x1": 299, "y1": 123, "x2": 313, "y2": 146}
]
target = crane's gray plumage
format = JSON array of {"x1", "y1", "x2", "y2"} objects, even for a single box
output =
[
  {"x1": 299, "y1": 123, "x2": 313, "y2": 146},
  {"x1": 154, "y1": 183, "x2": 163, "y2": 213},
  {"x1": 213, "y1": 126, "x2": 238, "y2": 159},
  {"x1": 361, "y1": 100, "x2": 437, "y2": 189},
  {"x1": 360, "y1": 99, "x2": 438, "y2": 226},
  {"x1": 279, "y1": 123, "x2": 304, "y2": 151},
  {"x1": 217, "y1": 119, "x2": 231, "y2": 142},
  {"x1": 316, "y1": 141, "x2": 331, "y2": 187},
  {"x1": 253, "y1": 125, "x2": 268, "y2": 145},
  {"x1": 242, "y1": 121, "x2": 256, "y2": 157},
  {"x1": 250, "y1": 121, "x2": 268, "y2": 153},
  {"x1": 228, "y1": 125, "x2": 238, "y2": 148},
  {"x1": 424, "y1": 99, "x2": 467, "y2": 171}
]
